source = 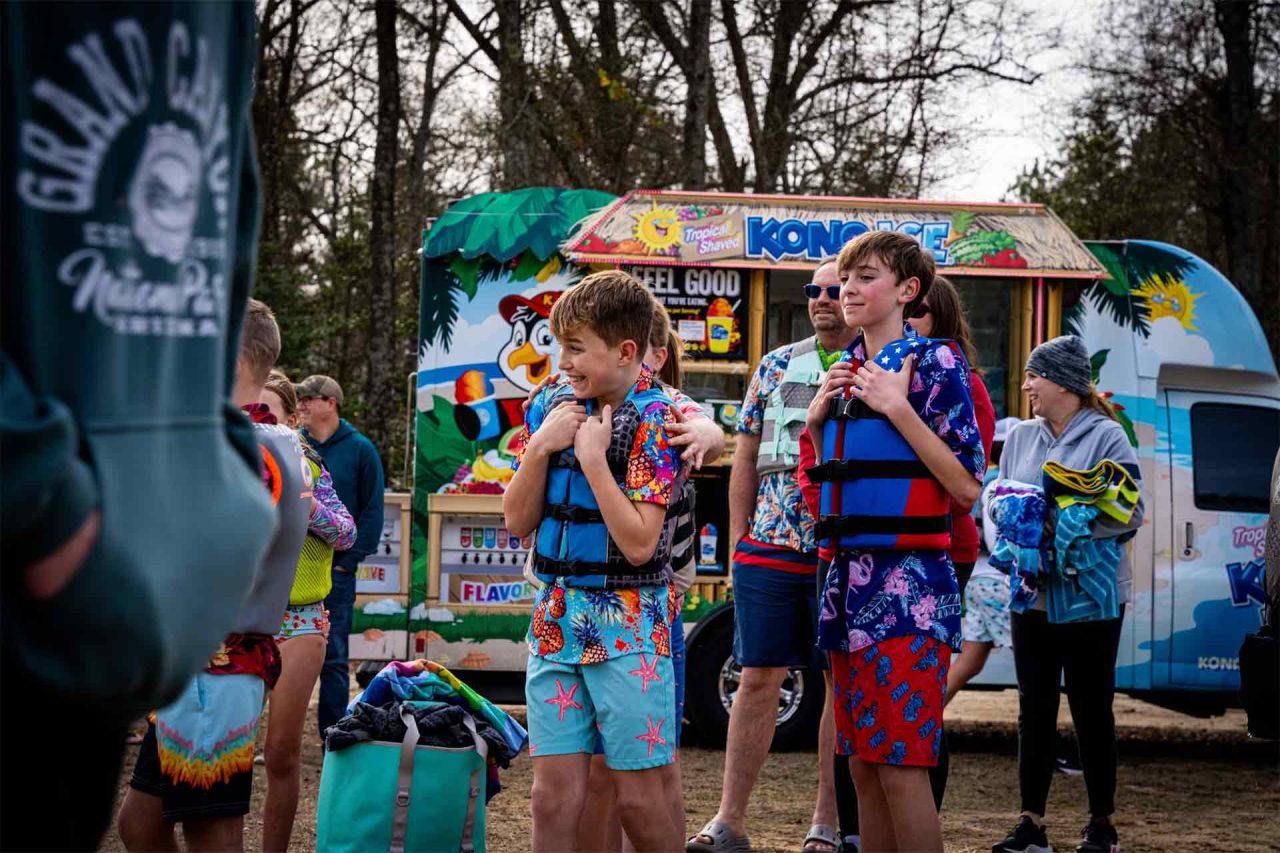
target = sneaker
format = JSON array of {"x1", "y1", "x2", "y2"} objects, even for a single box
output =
[
  {"x1": 1075, "y1": 819, "x2": 1118, "y2": 853},
  {"x1": 1055, "y1": 756, "x2": 1083, "y2": 776},
  {"x1": 992, "y1": 816, "x2": 1053, "y2": 853}
]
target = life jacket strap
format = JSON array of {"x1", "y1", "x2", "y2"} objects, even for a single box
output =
[
  {"x1": 827, "y1": 396, "x2": 889, "y2": 421},
  {"x1": 549, "y1": 450, "x2": 628, "y2": 478},
  {"x1": 816, "y1": 513, "x2": 952, "y2": 539},
  {"x1": 533, "y1": 554, "x2": 663, "y2": 577},
  {"x1": 546, "y1": 503, "x2": 605, "y2": 524},
  {"x1": 806, "y1": 459, "x2": 936, "y2": 483}
]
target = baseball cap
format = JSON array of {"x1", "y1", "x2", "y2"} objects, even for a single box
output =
[{"x1": 296, "y1": 375, "x2": 344, "y2": 405}]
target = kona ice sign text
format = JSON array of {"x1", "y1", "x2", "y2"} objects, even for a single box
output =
[{"x1": 746, "y1": 216, "x2": 952, "y2": 264}]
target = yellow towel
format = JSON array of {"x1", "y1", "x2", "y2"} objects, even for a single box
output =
[{"x1": 1042, "y1": 459, "x2": 1139, "y2": 524}]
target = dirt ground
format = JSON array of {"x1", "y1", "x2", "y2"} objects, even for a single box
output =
[{"x1": 101, "y1": 688, "x2": 1279, "y2": 852}]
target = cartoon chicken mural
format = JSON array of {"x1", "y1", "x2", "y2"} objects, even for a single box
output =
[
  {"x1": 497, "y1": 290, "x2": 563, "y2": 390},
  {"x1": 451, "y1": 290, "x2": 563, "y2": 447}
]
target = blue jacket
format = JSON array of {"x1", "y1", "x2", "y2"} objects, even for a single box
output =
[{"x1": 305, "y1": 419, "x2": 385, "y2": 571}]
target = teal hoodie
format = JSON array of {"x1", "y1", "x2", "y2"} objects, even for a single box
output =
[{"x1": 1, "y1": 1, "x2": 275, "y2": 720}]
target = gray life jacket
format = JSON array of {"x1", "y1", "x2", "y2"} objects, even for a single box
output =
[
  {"x1": 756, "y1": 337, "x2": 826, "y2": 476},
  {"x1": 232, "y1": 424, "x2": 312, "y2": 634}
]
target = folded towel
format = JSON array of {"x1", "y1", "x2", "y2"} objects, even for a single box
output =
[
  {"x1": 1042, "y1": 459, "x2": 1139, "y2": 524},
  {"x1": 988, "y1": 479, "x2": 1048, "y2": 612},
  {"x1": 1046, "y1": 503, "x2": 1122, "y2": 623}
]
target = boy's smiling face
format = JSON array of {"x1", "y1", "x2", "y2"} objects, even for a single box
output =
[
  {"x1": 839, "y1": 253, "x2": 919, "y2": 331},
  {"x1": 556, "y1": 324, "x2": 637, "y2": 402}
]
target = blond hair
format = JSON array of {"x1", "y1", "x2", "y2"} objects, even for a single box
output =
[
  {"x1": 241, "y1": 299, "x2": 281, "y2": 384},
  {"x1": 550, "y1": 271, "x2": 654, "y2": 350},
  {"x1": 836, "y1": 230, "x2": 935, "y2": 318},
  {"x1": 1082, "y1": 386, "x2": 1119, "y2": 421},
  {"x1": 263, "y1": 369, "x2": 298, "y2": 417}
]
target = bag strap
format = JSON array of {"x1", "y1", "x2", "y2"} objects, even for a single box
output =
[
  {"x1": 389, "y1": 705, "x2": 420, "y2": 853},
  {"x1": 458, "y1": 714, "x2": 489, "y2": 853}
]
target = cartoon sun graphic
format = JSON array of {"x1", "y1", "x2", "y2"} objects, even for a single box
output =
[
  {"x1": 633, "y1": 203, "x2": 681, "y2": 253},
  {"x1": 1135, "y1": 272, "x2": 1201, "y2": 330}
]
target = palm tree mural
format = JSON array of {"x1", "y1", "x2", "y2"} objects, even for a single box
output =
[{"x1": 1071, "y1": 241, "x2": 1202, "y2": 447}]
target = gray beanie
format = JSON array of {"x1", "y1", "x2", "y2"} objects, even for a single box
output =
[{"x1": 1025, "y1": 334, "x2": 1092, "y2": 397}]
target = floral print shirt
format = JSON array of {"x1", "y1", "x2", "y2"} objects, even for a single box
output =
[
  {"x1": 736, "y1": 342, "x2": 818, "y2": 554},
  {"x1": 515, "y1": 366, "x2": 680, "y2": 664},
  {"x1": 817, "y1": 324, "x2": 985, "y2": 654}
]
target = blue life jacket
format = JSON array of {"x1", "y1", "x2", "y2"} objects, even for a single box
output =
[
  {"x1": 534, "y1": 383, "x2": 681, "y2": 589},
  {"x1": 807, "y1": 335, "x2": 965, "y2": 552}
]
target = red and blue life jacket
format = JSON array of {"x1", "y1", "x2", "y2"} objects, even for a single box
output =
[
  {"x1": 807, "y1": 335, "x2": 966, "y2": 552},
  {"x1": 533, "y1": 383, "x2": 682, "y2": 589}
]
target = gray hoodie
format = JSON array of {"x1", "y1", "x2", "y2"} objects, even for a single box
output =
[{"x1": 1001, "y1": 408, "x2": 1145, "y2": 605}]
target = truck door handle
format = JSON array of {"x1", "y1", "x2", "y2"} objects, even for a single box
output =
[{"x1": 1183, "y1": 521, "x2": 1194, "y2": 557}]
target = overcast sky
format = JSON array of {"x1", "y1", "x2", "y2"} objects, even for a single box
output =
[{"x1": 929, "y1": 0, "x2": 1105, "y2": 202}]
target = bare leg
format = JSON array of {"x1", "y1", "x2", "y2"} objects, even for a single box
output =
[
  {"x1": 878, "y1": 765, "x2": 942, "y2": 853},
  {"x1": 263, "y1": 633, "x2": 326, "y2": 852},
  {"x1": 623, "y1": 756, "x2": 684, "y2": 852},
  {"x1": 577, "y1": 754, "x2": 622, "y2": 853},
  {"x1": 689, "y1": 666, "x2": 787, "y2": 841},
  {"x1": 182, "y1": 815, "x2": 245, "y2": 852},
  {"x1": 806, "y1": 672, "x2": 839, "y2": 851},
  {"x1": 944, "y1": 641, "x2": 992, "y2": 707},
  {"x1": 848, "y1": 757, "x2": 895, "y2": 853},
  {"x1": 117, "y1": 788, "x2": 177, "y2": 852},
  {"x1": 532, "y1": 754, "x2": 592, "y2": 853},
  {"x1": 613, "y1": 765, "x2": 680, "y2": 852}
]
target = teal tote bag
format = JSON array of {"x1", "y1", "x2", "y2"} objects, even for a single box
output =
[{"x1": 316, "y1": 703, "x2": 488, "y2": 853}]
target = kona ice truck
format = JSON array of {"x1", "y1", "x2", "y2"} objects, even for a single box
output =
[{"x1": 346, "y1": 187, "x2": 1278, "y2": 744}]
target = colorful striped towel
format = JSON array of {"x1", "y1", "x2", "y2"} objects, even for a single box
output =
[
  {"x1": 1046, "y1": 503, "x2": 1122, "y2": 623},
  {"x1": 1042, "y1": 459, "x2": 1139, "y2": 524}
]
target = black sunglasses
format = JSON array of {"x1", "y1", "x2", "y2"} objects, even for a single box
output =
[{"x1": 804, "y1": 283, "x2": 841, "y2": 300}]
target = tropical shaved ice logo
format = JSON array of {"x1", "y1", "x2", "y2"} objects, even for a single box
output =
[
  {"x1": 633, "y1": 203, "x2": 681, "y2": 254},
  {"x1": 1136, "y1": 273, "x2": 1200, "y2": 330},
  {"x1": 128, "y1": 124, "x2": 202, "y2": 263}
]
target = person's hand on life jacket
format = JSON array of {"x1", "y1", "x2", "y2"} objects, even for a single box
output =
[
  {"x1": 521, "y1": 373, "x2": 560, "y2": 415},
  {"x1": 666, "y1": 405, "x2": 719, "y2": 470},
  {"x1": 807, "y1": 361, "x2": 856, "y2": 441},
  {"x1": 530, "y1": 401, "x2": 586, "y2": 455},
  {"x1": 574, "y1": 403, "x2": 613, "y2": 465},
  {"x1": 852, "y1": 353, "x2": 914, "y2": 420}
]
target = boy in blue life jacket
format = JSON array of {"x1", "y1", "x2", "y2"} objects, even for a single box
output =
[
  {"x1": 801, "y1": 231, "x2": 985, "y2": 853},
  {"x1": 504, "y1": 271, "x2": 684, "y2": 853}
]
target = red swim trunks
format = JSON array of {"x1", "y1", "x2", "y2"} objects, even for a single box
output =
[{"x1": 829, "y1": 634, "x2": 950, "y2": 767}]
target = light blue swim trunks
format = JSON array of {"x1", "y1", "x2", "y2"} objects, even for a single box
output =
[{"x1": 525, "y1": 653, "x2": 676, "y2": 770}]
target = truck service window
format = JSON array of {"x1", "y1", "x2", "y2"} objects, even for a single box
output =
[{"x1": 1189, "y1": 403, "x2": 1280, "y2": 513}]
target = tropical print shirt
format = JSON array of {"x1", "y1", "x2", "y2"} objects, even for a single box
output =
[
  {"x1": 817, "y1": 323, "x2": 985, "y2": 654},
  {"x1": 736, "y1": 342, "x2": 818, "y2": 554},
  {"x1": 515, "y1": 366, "x2": 680, "y2": 664}
]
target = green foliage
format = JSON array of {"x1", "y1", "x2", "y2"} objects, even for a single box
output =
[
  {"x1": 1089, "y1": 349, "x2": 1109, "y2": 383},
  {"x1": 1082, "y1": 243, "x2": 1150, "y2": 336},
  {"x1": 414, "y1": 397, "x2": 477, "y2": 494}
]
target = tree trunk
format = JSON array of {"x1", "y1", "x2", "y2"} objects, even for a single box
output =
[
  {"x1": 496, "y1": 0, "x2": 532, "y2": 189},
  {"x1": 1213, "y1": 1, "x2": 1259, "y2": 312},
  {"x1": 366, "y1": 0, "x2": 401, "y2": 457},
  {"x1": 682, "y1": 0, "x2": 711, "y2": 189}
]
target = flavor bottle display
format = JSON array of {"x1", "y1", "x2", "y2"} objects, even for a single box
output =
[
  {"x1": 699, "y1": 523, "x2": 718, "y2": 565},
  {"x1": 705, "y1": 297, "x2": 734, "y2": 355}
]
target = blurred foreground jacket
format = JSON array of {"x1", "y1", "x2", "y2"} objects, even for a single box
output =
[{"x1": 1, "y1": 0, "x2": 275, "y2": 721}]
